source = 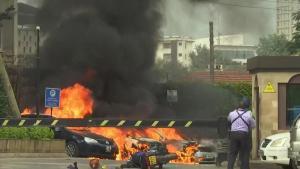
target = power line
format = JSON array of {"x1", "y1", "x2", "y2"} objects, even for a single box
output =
[
  {"x1": 227, "y1": 0, "x2": 300, "y2": 5},
  {"x1": 215, "y1": 1, "x2": 298, "y2": 12}
]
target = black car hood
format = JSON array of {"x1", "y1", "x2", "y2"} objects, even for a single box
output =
[{"x1": 66, "y1": 128, "x2": 113, "y2": 141}]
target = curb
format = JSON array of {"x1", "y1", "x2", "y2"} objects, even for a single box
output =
[{"x1": 0, "y1": 153, "x2": 68, "y2": 158}]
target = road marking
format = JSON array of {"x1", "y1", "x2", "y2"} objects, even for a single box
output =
[
  {"x1": 100, "y1": 120, "x2": 109, "y2": 126},
  {"x1": 18, "y1": 120, "x2": 26, "y2": 126},
  {"x1": 34, "y1": 120, "x2": 42, "y2": 126},
  {"x1": 152, "y1": 121, "x2": 159, "y2": 127},
  {"x1": 51, "y1": 120, "x2": 59, "y2": 126},
  {"x1": 168, "y1": 121, "x2": 175, "y2": 127},
  {"x1": 134, "y1": 120, "x2": 142, "y2": 127},
  {"x1": 117, "y1": 120, "x2": 126, "y2": 126},
  {"x1": 2, "y1": 120, "x2": 9, "y2": 126},
  {"x1": 185, "y1": 121, "x2": 193, "y2": 127}
]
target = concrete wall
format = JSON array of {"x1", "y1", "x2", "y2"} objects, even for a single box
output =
[
  {"x1": 0, "y1": 0, "x2": 18, "y2": 56},
  {"x1": 0, "y1": 139, "x2": 65, "y2": 153},
  {"x1": 251, "y1": 72, "x2": 300, "y2": 157}
]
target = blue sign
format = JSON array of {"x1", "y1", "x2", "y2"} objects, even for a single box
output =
[{"x1": 45, "y1": 88, "x2": 61, "y2": 108}]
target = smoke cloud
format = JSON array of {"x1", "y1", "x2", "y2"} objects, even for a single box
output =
[
  {"x1": 162, "y1": 0, "x2": 276, "y2": 45},
  {"x1": 37, "y1": 0, "x2": 162, "y2": 117}
]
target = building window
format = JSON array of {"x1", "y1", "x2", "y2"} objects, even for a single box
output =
[
  {"x1": 24, "y1": 36, "x2": 25, "y2": 41},
  {"x1": 29, "y1": 36, "x2": 32, "y2": 42},
  {"x1": 178, "y1": 53, "x2": 182, "y2": 57},
  {"x1": 18, "y1": 41, "x2": 21, "y2": 47},
  {"x1": 163, "y1": 53, "x2": 171, "y2": 62},
  {"x1": 163, "y1": 43, "x2": 171, "y2": 49},
  {"x1": 29, "y1": 47, "x2": 32, "y2": 53},
  {"x1": 287, "y1": 84, "x2": 300, "y2": 127},
  {"x1": 178, "y1": 42, "x2": 182, "y2": 46},
  {"x1": 23, "y1": 47, "x2": 26, "y2": 53}
]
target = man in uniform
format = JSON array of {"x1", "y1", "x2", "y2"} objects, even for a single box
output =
[{"x1": 227, "y1": 97, "x2": 255, "y2": 169}]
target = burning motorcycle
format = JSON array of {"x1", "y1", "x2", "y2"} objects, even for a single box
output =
[{"x1": 120, "y1": 151, "x2": 177, "y2": 169}]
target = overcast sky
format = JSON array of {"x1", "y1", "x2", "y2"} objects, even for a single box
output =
[{"x1": 18, "y1": 0, "x2": 276, "y2": 45}]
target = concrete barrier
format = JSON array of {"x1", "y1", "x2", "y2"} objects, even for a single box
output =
[{"x1": 0, "y1": 139, "x2": 65, "y2": 153}]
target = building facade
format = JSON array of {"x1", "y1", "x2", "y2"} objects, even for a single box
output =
[
  {"x1": 0, "y1": 0, "x2": 18, "y2": 66},
  {"x1": 247, "y1": 56, "x2": 300, "y2": 158},
  {"x1": 277, "y1": 0, "x2": 300, "y2": 40},
  {"x1": 156, "y1": 36, "x2": 194, "y2": 68},
  {"x1": 17, "y1": 25, "x2": 37, "y2": 68}
]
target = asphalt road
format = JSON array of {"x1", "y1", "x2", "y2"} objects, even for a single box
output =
[{"x1": 0, "y1": 158, "x2": 283, "y2": 169}]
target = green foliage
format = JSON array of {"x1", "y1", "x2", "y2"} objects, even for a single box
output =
[
  {"x1": 290, "y1": 11, "x2": 300, "y2": 54},
  {"x1": 189, "y1": 45, "x2": 210, "y2": 70},
  {"x1": 257, "y1": 34, "x2": 291, "y2": 56},
  {"x1": 153, "y1": 60, "x2": 189, "y2": 81},
  {"x1": 217, "y1": 82, "x2": 252, "y2": 99},
  {"x1": 0, "y1": 127, "x2": 54, "y2": 140},
  {"x1": 163, "y1": 81, "x2": 239, "y2": 118},
  {"x1": 189, "y1": 45, "x2": 240, "y2": 71}
]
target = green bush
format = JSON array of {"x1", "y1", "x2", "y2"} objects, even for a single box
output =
[
  {"x1": 217, "y1": 82, "x2": 252, "y2": 99},
  {"x1": 0, "y1": 82, "x2": 9, "y2": 117},
  {"x1": 0, "y1": 127, "x2": 54, "y2": 140}
]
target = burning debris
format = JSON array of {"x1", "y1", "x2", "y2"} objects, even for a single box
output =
[{"x1": 22, "y1": 83, "x2": 205, "y2": 164}]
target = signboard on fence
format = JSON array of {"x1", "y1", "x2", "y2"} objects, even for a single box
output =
[{"x1": 45, "y1": 88, "x2": 61, "y2": 108}]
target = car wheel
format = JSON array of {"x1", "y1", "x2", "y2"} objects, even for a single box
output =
[
  {"x1": 290, "y1": 159, "x2": 300, "y2": 169},
  {"x1": 66, "y1": 141, "x2": 79, "y2": 157}
]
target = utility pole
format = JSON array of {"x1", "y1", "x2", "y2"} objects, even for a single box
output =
[
  {"x1": 35, "y1": 26, "x2": 40, "y2": 117},
  {"x1": 209, "y1": 21, "x2": 215, "y2": 83}
]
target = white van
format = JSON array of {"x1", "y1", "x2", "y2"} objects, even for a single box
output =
[{"x1": 259, "y1": 132, "x2": 290, "y2": 166}]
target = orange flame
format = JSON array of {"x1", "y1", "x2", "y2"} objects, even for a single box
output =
[
  {"x1": 45, "y1": 83, "x2": 94, "y2": 118},
  {"x1": 22, "y1": 83, "x2": 200, "y2": 164},
  {"x1": 21, "y1": 108, "x2": 33, "y2": 115}
]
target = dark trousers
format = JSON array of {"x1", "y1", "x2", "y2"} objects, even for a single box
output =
[{"x1": 227, "y1": 131, "x2": 251, "y2": 169}]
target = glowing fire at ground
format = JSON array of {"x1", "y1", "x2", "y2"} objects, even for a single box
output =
[{"x1": 22, "y1": 83, "x2": 200, "y2": 164}]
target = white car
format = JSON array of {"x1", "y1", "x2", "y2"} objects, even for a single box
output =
[{"x1": 259, "y1": 132, "x2": 290, "y2": 166}]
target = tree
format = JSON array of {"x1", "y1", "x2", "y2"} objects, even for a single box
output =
[
  {"x1": 290, "y1": 11, "x2": 300, "y2": 54},
  {"x1": 189, "y1": 45, "x2": 235, "y2": 71},
  {"x1": 153, "y1": 60, "x2": 188, "y2": 82},
  {"x1": 189, "y1": 45, "x2": 210, "y2": 70},
  {"x1": 256, "y1": 34, "x2": 291, "y2": 56}
]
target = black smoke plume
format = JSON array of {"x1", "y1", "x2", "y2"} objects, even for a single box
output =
[{"x1": 37, "y1": 0, "x2": 162, "y2": 118}]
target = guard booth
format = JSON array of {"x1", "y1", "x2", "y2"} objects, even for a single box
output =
[{"x1": 247, "y1": 56, "x2": 300, "y2": 158}]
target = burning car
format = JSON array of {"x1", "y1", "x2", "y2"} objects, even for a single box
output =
[
  {"x1": 194, "y1": 145, "x2": 216, "y2": 164},
  {"x1": 21, "y1": 114, "x2": 119, "y2": 159},
  {"x1": 54, "y1": 127, "x2": 119, "y2": 159}
]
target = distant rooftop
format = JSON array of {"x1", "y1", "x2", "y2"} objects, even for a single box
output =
[
  {"x1": 184, "y1": 71, "x2": 251, "y2": 83},
  {"x1": 160, "y1": 36, "x2": 194, "y2": 42}
]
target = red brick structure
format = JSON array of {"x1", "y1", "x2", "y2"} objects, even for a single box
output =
[{"x1": 184, "y1": 71, "x2": 251, "y2": 83}]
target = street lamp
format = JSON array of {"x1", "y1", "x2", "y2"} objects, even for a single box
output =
[{"x1": 36, "y1": 26, "x2": 40, "y2": 117}]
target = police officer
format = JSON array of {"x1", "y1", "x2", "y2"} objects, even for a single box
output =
[{"x1": 227, "y1": 97, "x2": 255, "y2": 169}]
